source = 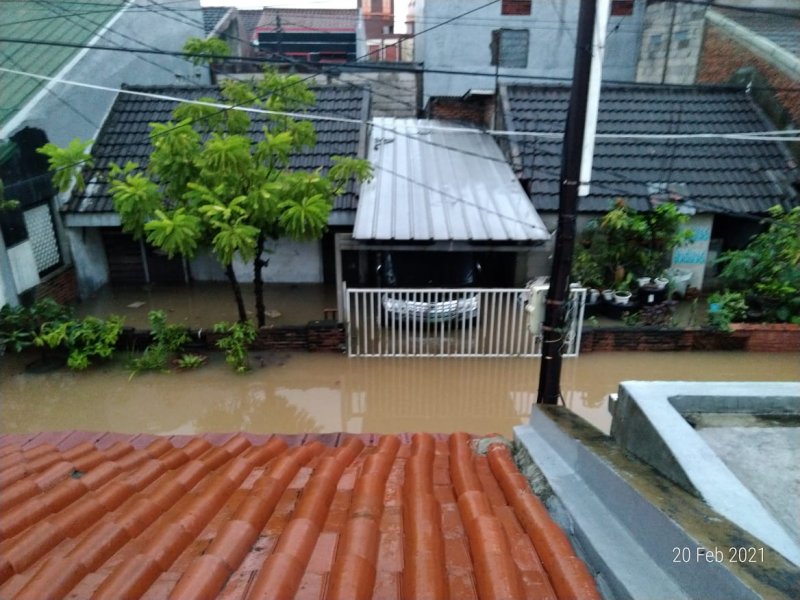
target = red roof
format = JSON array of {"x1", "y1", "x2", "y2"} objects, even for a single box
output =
[{"x1": 0, "y1": 431, "x2": 600, "y2": 599}]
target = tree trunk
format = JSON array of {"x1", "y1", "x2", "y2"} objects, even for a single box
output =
[
  {"x1": 253, "y1": 232, "x2": 269, "y2": 328},
  {"x1": 224, "y1": 264, "x2": 248, "y2": 322}
]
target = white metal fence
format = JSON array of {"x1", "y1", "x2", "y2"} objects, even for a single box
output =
[{"x1": 344, "y1": 285, "x2": 586, "y2": 357}]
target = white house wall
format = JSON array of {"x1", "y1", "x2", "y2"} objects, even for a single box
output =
[
  {"x1": 189, "y1": 239, "x2": 323, "y2": 284},
  {"x1": 670, "y1": 213, "x2": 714, "y2": 291},
  {"x1": 7, "y1": 241, "x2": 40, "y2": 293},
  {"x1": 67, "y1": 228, "x2": 110, "y2": 298},
  {"x1": 417, "y1": 0, "x2": 645, "y2": 100}
]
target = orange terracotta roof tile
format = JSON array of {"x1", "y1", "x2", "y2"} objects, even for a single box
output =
[{"x1": 0, "y1": 431, "x2": 601, "y2": 600}]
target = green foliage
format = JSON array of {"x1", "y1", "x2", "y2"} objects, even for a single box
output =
[
  {"x1": 571, "y1": 249, "x2": 603, "y2": 288},
  {"x1": 716, "y1": 206, "x2": 800, "y2": 323},
  {"x1": 707, "y1": 291, "x2": 748, "y2": 332},
  {"x1": 576, "y1": 200, "x2": 692, "y2": 288},
  {"x1": 183, "y1": 37, "x2": 230, "y2": 66},
  {"x1": 37, "y1": 138, "x2": 93, "y2": 192},
  {"x1": 213, "y1": 320, "x2": 256, "y2": 373},
  {"x1": 0, "y1": 298, "x2": 73, "y2": 354},
  {"x1": 36, "y1": 315, "x2": 124, "y2": 370},
  {"x1": 128, "y1": 310, "x2": 190, "y2": 377},
  {"x1": 107, "y1": 64, "x2": 371, "y2": 324},
  {"x1": 175, "y1": 353, "x2": 207, "y2": 370}
]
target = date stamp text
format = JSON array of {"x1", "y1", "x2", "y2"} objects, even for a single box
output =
[{"x1": 673, "y1": 546, "x2": 764, "y2": 564}]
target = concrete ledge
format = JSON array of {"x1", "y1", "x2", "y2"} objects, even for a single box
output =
[
  {"x1": 612, "y1": 382, "x2": 800, "y2": 566},
  {"x1": 516, "y1": 406, "x2": 800, "y2": 599}
]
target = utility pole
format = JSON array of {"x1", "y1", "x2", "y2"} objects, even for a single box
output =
[{"x1": 537, "y1": 0, "x2": 597, "y2": 405}]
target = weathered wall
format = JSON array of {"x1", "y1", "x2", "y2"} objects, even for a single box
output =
[
  {"x1": 417, "y1": 0, "x2": 644, "y2": 100},
  {"x1": 636, "y1": 1, "x2": 706, "y2": 84},
  {"x1": 34, "y1": 265, "x2": 79, "y2": 305},
  {"x1": 697, "y1": 24, "x2": 800, "y2": 126},
  {"x1": 67, "y1": 228, "x2": 109, "y2": 298}
]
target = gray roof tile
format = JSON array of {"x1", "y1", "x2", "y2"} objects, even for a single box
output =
[
  {"x1": 503, "y1": 84, "x2": 798, "y2": 214},
  {"x1": 67, "y1": 84, "x2": 366, "y2": 214}
]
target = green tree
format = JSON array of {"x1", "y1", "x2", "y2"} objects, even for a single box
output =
[
  {"x1": 716, "y1": 206, "x2": 800, "y2": 323},
  {"x1": 107, "y1": 62, "x2": 370, "y2": 324}
]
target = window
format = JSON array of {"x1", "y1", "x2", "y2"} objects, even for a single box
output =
[
  {"x1": 674, "y1": 29, "x2": 690, "y2": 50},
  {"x1": 611, "y1": 0, "x2": 634, "y2": 16},
  {"x1": 501, "y1": 0, "x2": 532, "y2": 16},
  {"x1": 371, "y1": 0, "x2": 383, "y2": 13},
  {"x1": 491, "y1": 29, "x2": 529, "y2": 68}
]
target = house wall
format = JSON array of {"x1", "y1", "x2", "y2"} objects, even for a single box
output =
[
  {"x1": 7, "y1": 241, "x2": 40, "y2": 295},
  {"x1": 636, "y1": 1, "x2": 706, "y2": 84},
  {"x1": 670, "y1": 213, "x2": 714, "y2": 291},
  {"x1": 416, "y1": 0, "x2": 645, "y2": 100},
  {"x1": 189, "y1": 239, "x2": 323, "y2": 284},
  {"x1": 67, "y1": 228, "x2": 110, "y2": 298}
]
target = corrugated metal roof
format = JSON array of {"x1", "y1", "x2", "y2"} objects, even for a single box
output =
[
  {"x1": 0, "y1": 0, "x2": 126, "y2": 128},
  {"x1": 353, "y1": 118, "x2": 549, "y2": 242},
  {"x1": 503, "y1": 84, "x2": 798, "y2": 214}
]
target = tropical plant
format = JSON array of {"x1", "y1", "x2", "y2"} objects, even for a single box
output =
[
  {"x1": 0, "y1": 298, "x2": 73, "y2": 354},
  {"x1": 37, "y1": 138, "x2": 93, "y2": 192},
  {"x1": 128, "y1": 310, "x2": 190, "y2": 377},
  {"x1": 101, "y1": 45, "x2": 372, "y2": 325},
  {"x1": 706, "y1": 291, "x2": 748, "y2": 332},
  {"x1": 576, "y1": 199, "x2": 693, "y2": 289},
  {"x1": 175, "y1": 353, "x2": 207, "y2": 370},
  {"x1": 715, "y1": 206, "x2": 800, "y2": 323},
  {"x1": 35, "y1": 315, "x2": 124, "y2": 370},
  {"x1": 213, "y1": 320, "x2": 256, "y2": 373}
]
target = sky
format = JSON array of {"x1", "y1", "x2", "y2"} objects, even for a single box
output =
[{"x1": 198, "y1": 0, "x2": 410, "y2": 33}]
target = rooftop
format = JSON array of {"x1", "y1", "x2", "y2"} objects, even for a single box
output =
[
  {"x1": 201, "y1": 6, "x2": 233, "y2": 36},
  {"x1": 717, "y1": 7, "x2": 800, "y2": 58},
  {"x1": 254, "y1": 8, "x2": 358, "y2": 35},
  {"x1": 354, "y1": 118, "x2": 550, "y2": 242},
  {"x1": 66, "y1": 84, "x2": 367, "y2": 216},
  {"x1": 0, "y1": 431, "x2": 599, "y2": 599},
  {"x1": 0, "y1": 0, "x2": 125, "y2": 128},
  {"x1": 502, "y1": 84, "x2": 799, "y2": 213}
]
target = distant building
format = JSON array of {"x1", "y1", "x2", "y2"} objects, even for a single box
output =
[
  {"x1": 414, "y1": 0, "x2": 646, "y2": 101},
  {"x1": 357, "y1": 0, "x2": 413, "y2": 62},
  {"x1": 251, "y1": 8, "x2": 358, "y2": 64}
]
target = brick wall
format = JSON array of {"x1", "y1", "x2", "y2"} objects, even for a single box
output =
[
  {"x1": 427, "y1": 96, "x2": 494, "y2": 127},
  {"x1": 34, "y1": 266, "x2": 78, "y2": 305},
  {"x1": 121, "y1": 320, "x2": 346, "y2": 354},
  {"x1": 697, "y1": 25, "x2": 800, "y2": 126},
  {"x1": 580, "y1": 324, "x2": 800, "y2": 352},
  {"x1": 729, "y1": 323, "x2": 800, "y2": 352}
]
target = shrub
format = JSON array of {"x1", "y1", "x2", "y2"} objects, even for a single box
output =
[
  {"x1": 213, "y1": 320, "x2": 256, "y2": 373},
  {"x1": 36, "y1": 315, "x2": 125, "y2": 370}
]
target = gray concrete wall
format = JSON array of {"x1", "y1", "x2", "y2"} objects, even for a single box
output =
[
  {"x1": 67, "y1": 228, "x2": 109, "y2": 298},
  {"x1": 416, "y1": 0, "x2": 644, "y2": 100},
  {"x1": 189, "y1": 239, "x2": 323, "y2": 284},
  {"x1": 636, "y1": 1, "x2": 706, "y2": 84}
]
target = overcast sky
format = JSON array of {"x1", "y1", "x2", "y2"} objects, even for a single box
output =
[{"x1": 199, "y1": 0, "x2": 410, "y2": 32}]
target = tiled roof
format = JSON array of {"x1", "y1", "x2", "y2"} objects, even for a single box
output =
[
  {"x1": 202, "y1": 7, "x2": 233, "y2": 36},
  {"x1": 0, "y1": 431, "x2": 600, "y2": 600},
  {"x1": 67, "y1": 85, "x2": 366, "y2": 214},
  {"x1": 718, "y1": 7, "x2": 800, "y2": 58},
  {"x1": 254, "y1": 8, "x2": 358, "y2": 34},
  {"x1": 503, "y1": 84, "x2": 798, "y2": 213},
  {"x1": 0, "y1": 0, "x2": 125, "y2": 128}
]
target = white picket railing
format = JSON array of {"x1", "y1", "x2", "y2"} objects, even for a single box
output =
[{"x1": 344, "y1": 286, "x2": 586, "y2": 357}]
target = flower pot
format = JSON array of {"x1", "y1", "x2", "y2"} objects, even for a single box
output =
[
  {"x1": 602, "y1": 289, "x2": 614, "y2": 302},
  {"x1": 613, "y1": 291, "x2": 632, "y2": 305},
  {"x1": 666, "y1": 268, "x2": 692, "y2": 297},
  {"x1": 637, "y1": 277, "x2": 652, "y2": 288},
  {"x1": 589, "y1": 289, "x2": 600, "y2": 304},
  {"x1": 654, "y1": 277, "x2": 669, "y2": 290}
]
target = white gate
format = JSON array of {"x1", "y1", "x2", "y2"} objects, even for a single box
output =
[{"x1": 344, "y1": 285, "x2": 586, "y2": 357}]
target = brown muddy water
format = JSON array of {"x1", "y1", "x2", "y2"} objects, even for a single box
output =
[{"x1": 1, "y1": 352, "x2": 798, "y2": 437}]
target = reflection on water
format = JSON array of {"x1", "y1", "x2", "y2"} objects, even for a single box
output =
[{"x1": 1, "y1": 352, "x2": 798, "y2": 437}]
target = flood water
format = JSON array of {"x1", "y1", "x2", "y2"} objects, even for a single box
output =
[{"x1": 2, "y1": 351, "x2": 798, "y2": 437}]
